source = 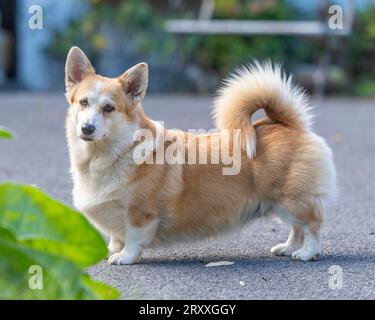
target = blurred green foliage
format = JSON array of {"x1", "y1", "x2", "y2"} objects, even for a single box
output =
[
  {"x1": 189, "y1": 0, "x2": 298, "y2": 74},
  {"x1": 46, "y1": 0, "x2": 375, "y2": 96},
  {"x1": 349, "y1": 1, "x2": 375, "y2": 96},
  {"x1": 46, "y1": 0, "x2": 176, "y2": 62},
  {"x1": 45, "y1": 0, "x2": 300, "y2": 66},
  {"x1": 0, "y1": 180, "x2": 120, "y2": 299}
]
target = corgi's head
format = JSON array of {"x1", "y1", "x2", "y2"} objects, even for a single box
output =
[{"x1": 65, "y1": 46, "x2": 148, "y2": 142}]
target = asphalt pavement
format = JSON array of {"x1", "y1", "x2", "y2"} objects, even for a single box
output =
[{"x1": 0, "y1": 93, "x2": 374, "y2": 299}]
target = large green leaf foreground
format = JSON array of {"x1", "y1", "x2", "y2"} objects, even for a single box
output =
[{"x1": 0, "y1": 183, "x2": 120, "y2": 299}]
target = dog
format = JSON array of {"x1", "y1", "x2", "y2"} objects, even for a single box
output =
[{"x1": 65, "y1": 46, "x2": 336, "y2": 265}]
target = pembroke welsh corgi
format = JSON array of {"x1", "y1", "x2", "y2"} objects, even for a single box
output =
[{"x1": 65, "y1": 46, "x2": 336, "y2": 265}]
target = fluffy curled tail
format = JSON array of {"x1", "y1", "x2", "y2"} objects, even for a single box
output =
[{"x1": 213, "y1": 62, "x2": 313, "y2": 158}]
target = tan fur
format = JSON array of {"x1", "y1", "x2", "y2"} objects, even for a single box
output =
[{"x1": 65, "y1": 47, "x2": 336, "y2": 264}]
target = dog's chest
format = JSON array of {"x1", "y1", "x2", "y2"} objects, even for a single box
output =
[{"x1": 71, "y1": 159, "x2": 135, "y2": 220}]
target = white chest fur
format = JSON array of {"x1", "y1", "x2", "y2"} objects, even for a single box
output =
[
  {"x1": 69, "y1": 132, "x2": 137, "y2": 235},
  {"x1": 71, "y1": 157, "x2": 135, "y2": 236}
]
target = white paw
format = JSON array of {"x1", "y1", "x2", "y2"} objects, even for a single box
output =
[
  {"x1": 292, "y1": 249, "x2": 320, "y2": 262},
  {"x1": 108, "y1": 252, "x2": 138, "y2": 265},
  {"x1": 270, "y1": 243, "x2": 299, "y2": 256}
]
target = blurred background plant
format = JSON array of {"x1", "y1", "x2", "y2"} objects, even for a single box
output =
[
  {"x1": 43, "y1": 0, "x2": 318, "y2": 92},
  {"x1": 45, "y1": 0, "x2": 181, "y2": 91},
  {"x1": 348, "y1": 1, "x2": 375, "y2": 96},
  {"x1": 46, "y1": 0, "x2": 175, "y2": 58},
  {"x1": 184, "y1": 0, "x2": 299, "y2": 74},
  {"x1": 174, "y1": 0, "x2": 309, "y2": 92},
  {"x1": 1, "y1": 0, "x2": 375, "y2": 95}
]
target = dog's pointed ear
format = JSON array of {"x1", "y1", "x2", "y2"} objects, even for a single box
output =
[
  {"x1": 119, "y1": 63, "x2": 148, "y2": 103},
  {"x1": 65, "y1": 47, "x2": 95, "y2": 91}
]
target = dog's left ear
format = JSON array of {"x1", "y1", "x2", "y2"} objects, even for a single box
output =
[{"x1": 119, "y1": 63, "x2": 148, "y2": 103}]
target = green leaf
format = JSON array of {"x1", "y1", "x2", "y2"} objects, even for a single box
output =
[
  {"x1": 0, "y1": 127, "x2": 13, "y2": 139},
  {"x1": 0, "y1": 234, "x2": 119, "y2": 299},
  {"x1": 0, "y1": 183, "x2": 108, "y2": 268},
  {"x1": 82, "y1": 276, "x2": 121, "y2": 300},
  {"x1": 0, "y1": 226, "x2": 16, "y2": 241}
]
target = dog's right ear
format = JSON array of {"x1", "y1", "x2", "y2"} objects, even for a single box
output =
[{"x1": 65, "y1": 47, "x2": 95, "y2": 91}]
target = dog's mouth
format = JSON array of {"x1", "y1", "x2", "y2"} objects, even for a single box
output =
[
  {"x1": 80, "y1": 134, "x2": 107, "y2": 142},
  {"x1": 80, "y1": 136, "x2": 94, "y2": 142}
]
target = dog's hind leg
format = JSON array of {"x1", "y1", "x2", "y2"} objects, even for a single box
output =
[
  {"x1": 272, "y1": 198, "x2": 323, "y2": 261},
  {"x1": 270, "y1": 224, "x2": 304, "y2": 256},
  {"x1": 291, "y1": 223, "x2": 321, "y2": 261}
]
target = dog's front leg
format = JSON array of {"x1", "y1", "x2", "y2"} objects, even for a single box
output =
[{"x1": 108, "y1": 214, "x2": 159, "y2": 265}]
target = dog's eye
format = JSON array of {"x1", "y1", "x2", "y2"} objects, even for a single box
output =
[
  {"x1": 103, "y1": 104, "x2": 115, "y2": 113},
  {"x1": 79, "y1": 98, "x2": 88, "y2": 106}
]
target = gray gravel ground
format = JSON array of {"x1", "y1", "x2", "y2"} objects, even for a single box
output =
[{"x1": 0, "y1": 93, "x2": 375, "y2": 299}]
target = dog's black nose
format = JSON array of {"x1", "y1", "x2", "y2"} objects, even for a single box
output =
[{"x1": 81, "y1": 124, "x2": 95, "y2": 135}]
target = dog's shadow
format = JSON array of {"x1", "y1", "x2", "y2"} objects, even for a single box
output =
[{"x1": 129, "y1": 252, "x2": 375, "y2": 270}]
